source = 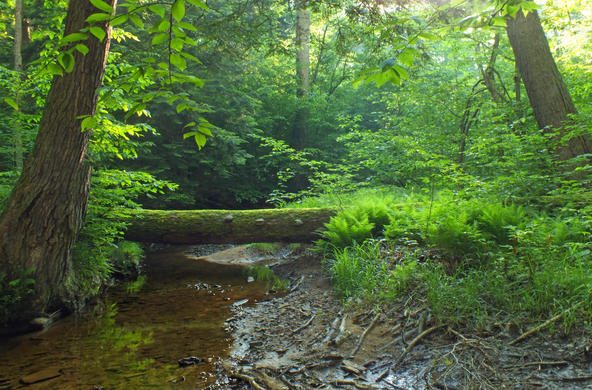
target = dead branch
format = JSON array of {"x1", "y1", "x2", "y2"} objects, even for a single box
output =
[
  {"x1": 395, "y1": 324, "x2": 445, "y2": 366},
  {"x1": 350, "y1": 312, "x2": 381, "y2": 358}
]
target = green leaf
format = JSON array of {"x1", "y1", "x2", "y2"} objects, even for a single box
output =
[
  {"x1": 149, "y1": 5, "x2": 165, "y2": 18},
  {"x1": 491, "y1": 16, "x2": 506, "y2": 26},
  {"x1": 198, "y1": 126, "x2": 212, "y2": 136},
  {"x1": 392, "y1": 65, "x2": 409, "y2": 80},
  {"x1": 4, "y1": 97, "x2": 18, "y2": 111},
  {"x1": 506, "y1": 5, "x2": 520, "y2": 18},
  {"x1": 183, "y1": 132, "x2": 207, "y2": 149},
  {"x1": 172, "y1": 0, "x2": 185, "y2": 22},
  {"x1": 129, "y1": 14, "x2": 144, "y2": 28},
  {"x1": 171, "y1": 37, "x2": 184, "y2": 51},
  {"x1": 110, "y1": 14, "x2": 129, "y2": 26},
  {"x1": 180, "y1": 51, "x2": 201, "y2": 64},
  {"x1": 59, "y1": 32, "x2": 89, "y2": 46},
  {"x1": 186, "y1": 0, "x2": 208, "y2": 10},
  {"x1": 177, "y1": 21, "x2": 197, "y2": 31},
  {"x1": 170, "y1": 53, "x2": 187, "y2": 70},
  {"x1": 81, "y1": 116, "x2": 97, "y2": 132},
  {"x1": 156, "y1": 19, "x2": 171, "y2": 32},
  {"x1": 152, "y1": 33, "x2": 168, "y2": 45},
  {"x1": 58, "y1": 52, "x2": 75, "y2": 73},
  {"x1": 75, "y1": 43, "x2": 89, "y2": 55},
  {"x1": 418, "y1": 31, "x2": 439, "y2": 41},
  {"x1": 86, "y1": 13, "x2": 111, "y2": 23},
  {"x1": 398, "y1": 48, "x2": 416, "y2": 67},
  {"x1": 183, "y1": 131, "x2": 198, "y2": 139},
  {"x1": 47, "y1": 63, "x2": 64, "y2": 76},
  {"x1": 89, "y1": 26, "x2": 106, "y2": 41},
  {"x1": 90, "y1": 0, "x2": 114, "y2": 14}
]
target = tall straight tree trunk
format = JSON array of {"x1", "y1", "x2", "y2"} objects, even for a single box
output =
[
  {"x1": 292, "y1": 0, "x2": 310, "y2": 150},
  {"x1": 506, "y1": 9, "x2": 591, "y2": 161},
  {"x1": 0, "y1": 0, "x2": 116, "y2": 318},
  {"x1": 13, "y1": 0, "x2": 24, "y2": 171}
]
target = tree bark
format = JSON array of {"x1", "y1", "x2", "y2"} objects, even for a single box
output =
[
  {"x1": 124, "y1": 208, "x2": 338, "y2": 244},
  {"x1": 292, "y1": 0, "x2": 310, "y2": 150},
  {"x1": 13, "y1": 0, "x2": 24, "y2": 171},
  {"x1": 0, "y1": 0, "x2": 116, "y2": 316},
  {"x1": 506, "y1": 9, "x2": 591, "y2": 161}
]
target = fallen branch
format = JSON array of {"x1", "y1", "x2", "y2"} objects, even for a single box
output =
[
  {"x1": 350, "y1": 312, "x2": 381, "y2": 358},
  {"x1": 292, "y1": 314, "x2": 315, "y2": 334},
  {"x1": 394, "y1": 324, "x2": 444, "y2": 366},
  {"x1": 509, "y1": 302, "x2": 584, "y2": 345}
]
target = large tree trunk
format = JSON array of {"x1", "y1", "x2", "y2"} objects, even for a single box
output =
[
  {"x1": 124, "y1": 208, "x2": 338, "y2": 244},
  {"x1": 506, "y1": 10, "x2": 591, "y2": 161},
  {"x1": 0, "y1": 0, "x2": 116, "y2": 317}
]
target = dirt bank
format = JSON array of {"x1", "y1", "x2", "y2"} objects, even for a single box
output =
[{"x1": 212, "y1": 246, "x2": 592, "y2": 390}]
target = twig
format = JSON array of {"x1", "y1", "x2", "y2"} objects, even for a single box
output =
[
  {"x1": 289, "y1": 276, "x2": 305, "y2": 293},
  {"x1": 394, "y1": 325, "x2": 444, "y2": 366},
  {"x1": 332, "y1": 379, "x2": 374, "y2": 389},
  {"x1": 232, "y1": 372, "x2": 266, "y2": 390},
  {"x1": 350, "y1": 312, "x2": 381, "y2": 358},
  {"x1": 292, "y1": 314, "x2": 315, "y2": 334},
  {"x1": 509, "y1": 302, "x2": 583, "y2": 345},
  {"x1": 504, "y1": 360, "x2": 569, "y2": 369}
]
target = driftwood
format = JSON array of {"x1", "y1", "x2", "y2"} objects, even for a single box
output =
[{"x1": 123, "y1": 208, "x2": 337, "y2": 244}]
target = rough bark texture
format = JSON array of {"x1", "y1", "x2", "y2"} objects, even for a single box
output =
[
  {"x1": 124, "y1": 208, "x2": 338, "y2": 244},
  {"x1": 13, "y1": 0, "x2": 24, "y2": 170},
  {"x1": 0, "y1": 0, "x2": 116, "y2": 315},
  {"x1": 506, "y1": 10, "x2": 591, "y2": 160}
]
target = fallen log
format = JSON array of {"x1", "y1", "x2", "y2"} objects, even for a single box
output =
[{"x1": 123, "y1": 208, "x2": 338, "y2": 244}]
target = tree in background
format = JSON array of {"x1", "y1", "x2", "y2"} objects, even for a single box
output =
[{"x1": 506, "y1": 8, "x2": 591, "y2": 161}]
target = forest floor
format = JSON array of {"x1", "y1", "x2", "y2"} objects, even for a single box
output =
[{"x1": 208, "y1": 245, "x2": 592, "y2": 390}]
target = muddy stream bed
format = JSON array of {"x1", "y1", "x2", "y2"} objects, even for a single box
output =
[{"x1": 1, "y1": 244, "x2": 591, "y2": 390}]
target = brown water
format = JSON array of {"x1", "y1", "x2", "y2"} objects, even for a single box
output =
[{"x1": 0, "y1": 246, "x2": 272, "y2": 389}]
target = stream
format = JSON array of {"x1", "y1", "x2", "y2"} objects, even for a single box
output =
[{"x1": 0, "y1": 245, "x2": 271, "y2": 389}]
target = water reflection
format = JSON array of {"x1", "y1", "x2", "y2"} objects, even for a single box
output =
[{"x1": 0, "y1": 245, "x2": 271, "y2": 389}]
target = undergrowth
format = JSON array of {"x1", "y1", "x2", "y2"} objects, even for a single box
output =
[{"x1": 315, "y1": 188, "x2": 592, "y2": 331}]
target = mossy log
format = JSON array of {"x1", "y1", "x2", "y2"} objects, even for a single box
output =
[{"x1": 123, "y1": 208, "x2": 338, "y2": 244}]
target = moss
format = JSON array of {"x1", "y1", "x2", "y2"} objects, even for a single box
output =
[{"x1": 123, "y1": 208, "x2": 338, "y2": 244}]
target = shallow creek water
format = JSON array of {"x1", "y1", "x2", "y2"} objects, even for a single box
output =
[{"x1": 0, "y1": 245, "x2": 271, "y2": 389}]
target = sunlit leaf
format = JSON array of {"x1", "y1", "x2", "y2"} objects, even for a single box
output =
[
  {"x1": 81, "y1": 116, "x2": 98, "y2": 132},
  {"x1": 129, "y1": 14, "x2": 144, "y2": 28},
  {"x1": 86, "y1": 13, "x2": 111, "y2": 23},
  {"x1": 149, "y1": 5, "x2": 165, "y2": 18},
  {"x1": 170, "y1": 53, "x2": 187, "y2": 70},
  {"x1": 58, "y1": 52, "x2": 75, "y2": 73},
  {"x1": 152, "y1": 33, "x2": 168, "y2": 45},
  {"x1": 172, "y1": 0, "x2": 185, "y2": 22},
  {"x1": 75, "y1": 44, "x2": 89, "y2": 55},
  {"x1": 186, "y1": 0, "x2": 208, "y2": 10},
  {"x1": 4, "y1": 97, "x2": 18, "y2": 111},
  {"x1": 90, "y1": 0, "x2": 114, "y2": 14},
  {"x1": 110, "y1": 14, "x2": 129, "y2": 26},
  {"x1": 59, "y1": 32, "x2": 89, "y2": 46}
]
